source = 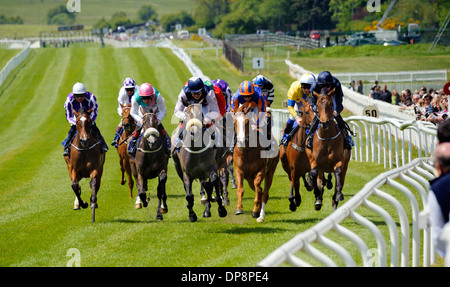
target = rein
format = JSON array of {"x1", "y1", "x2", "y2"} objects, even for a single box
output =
[
  {"x1": 138, "y1": 145, "x2": 162, "y2": 153},
  {"x1": 71, "y1": 140, "x2": 101, "y2": 151},
  {"x1": 181, "y1": 138, "x2": 213, "y2": 154}
]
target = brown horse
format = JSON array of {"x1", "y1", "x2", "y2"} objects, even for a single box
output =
[
  {"x1": 233, "y1": 102, "x2": 279, "y2": 222},
  {"x1": 130, "y1": 107, "x2": 169, "y2": 220},
  {"x1": 64, "y1": 108, "x2": 105, "y2": 222},
  {"x1": 172, "y1": 104, "x2": 227, "y2": 222},
  {"x1": 280, "y1": 98, "x2": 314, "y2": 212},
  {"x1": 117, "y1": 104, "x2": 136, "y2": 199},
  {"x1": 307, "y1": 88, "x2": 351, "y2": 211}
]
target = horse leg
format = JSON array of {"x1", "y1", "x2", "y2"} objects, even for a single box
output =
[
  {"x1": 200, "y1": 185, "x2": 207, "y2": 205},
  {"x1": 183, "y1": 174, "x2": 197, "y2": 222},
  {"x1": 219, "y1": 167, "x2": 230, "y2": 206},
  {"x1": 332, "y1": 167, "x2": 345, "y2": 211},
  {"x1": 326, "y1": 173, "x2": 333, "y2": 190},
  {"x1": 211, "y1": 169, "x2": 227, "y2": 218},
  {"x1": 137, "y1": 174, "x2": 149, "y2": 208},
  {"x1": 156, "y1": 169, "x2": 168, "y2": 220},
  {"x1": 202, "y1": 180, "x2": 212, "y2": 218},
  {"x1": 303, "y1": 174, "x2": 313, "y2": 191},
  {"x1": 125, "y1": 158, "x2": 134, "y2": 199},
  {"x1": 120, "y1": 158, "x2": 126, "y2": 186},
  {"x1": 252, "y1": 172, "x2": 264, "y2": 219},
  {"x1": 71, "y1": 180, "x2": 88, "y2": 210},
  {"x1": 89, "y1": 177, "x2": 98, "y2": 223},
  {"x1": 288, "y1": 172, "x2": 301, "y2": 212},
  {"x1": 235, "y1": 169, "x2": 245, "y2": 215},
  {"x1": 310, "y1": 167, "x2": 322, "y2": 210}
]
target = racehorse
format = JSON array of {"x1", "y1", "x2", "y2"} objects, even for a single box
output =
[
  {"x1": 233, "y1": 102, "x2": 279, "y2": 222},
  {"x1": 131, "y1": 107, "x2": 169, "y2": 220},
  {"x1": 279, "y1": 98, "x2": 314, "y2": 212},
  {"x1": 116, "y1": 104, "x2": 136, "y2": 199},
  {"x1": 172, "y1": 104, "x2": 227, "y2": 222},
  {"x1": 64, "y1": 108, "x2": 105, "y2": 222},
  {"x1": 307, "y1": 88, "x2": 351, "y2": 211}
]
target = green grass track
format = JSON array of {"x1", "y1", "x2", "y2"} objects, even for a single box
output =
[{"x1": 0, "y1": 47, "x2": 400, "y2": 267}]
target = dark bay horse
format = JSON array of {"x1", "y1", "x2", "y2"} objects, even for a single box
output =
[
  {"x1": 64, "y1": 108, "x2": 105, "y2": 222},
  {"x1": 307, "y1": 88, "x2": 351, "y2": 211},
  {"x1": 280, "y1": 98, "x2": 314, "y2": 212},
  {"x1": 130, "y1": 107, "x2": 169, "y2": 220},
  {"x1": 172, "y1": 104, "x2": 227, "y2": 222},
  {"x1": 233, "y1": 102, "x2": 279, "y2": 222},
  {"x1": 117, "y1": 104, "x2": 136, "y2": 200}
]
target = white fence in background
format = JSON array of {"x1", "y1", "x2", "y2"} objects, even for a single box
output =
[
  {"x1": 334, "y1": 70, "x2": 448, "y2": 83},
  {"x1": 0, "y1": 40, "x2": 31, "y2": 87},
  {"x1": 258, "y1": 157, "x2": 437, "y2": 267}
]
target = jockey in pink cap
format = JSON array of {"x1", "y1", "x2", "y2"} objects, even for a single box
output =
[{"x1": 128, "y1": 83, "x2": 171, "y2": 156}]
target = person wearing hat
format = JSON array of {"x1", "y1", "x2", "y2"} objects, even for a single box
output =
[
  {"x1": 279, "y1": 72, "x2": 316, "y2": 147},
  {"x1": 63, "y1": 82, "x2": 108, "y2": 156},
  {"x1": 306, "y1": 71, "x2": 353, "y2": 150},
  {"x1": 127, "y1": 83, "x2": 170, "y2": 156},
  {"x1": 111, "y1": 77, "x2": 140, "y2": 147}
]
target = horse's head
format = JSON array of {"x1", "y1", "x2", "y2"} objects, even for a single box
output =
[
  {"x1": 234, "y1": 103, "x2": 259, "y2": 148},
  {"x1": 74, "y1": 108, "x2": 93, "y2": 148},
  {"x1": 140, "y1": 106, "x2": 160, "y2": 149},
  {"x1": 120, "y1": 104, "x2": 134, "y2": 132},
  {"x1": 313, "y1": 88, "x2": 335, "y2": 130},
  {"x1": 185, "y1": 104, "x2": 203, "y2": 139},
  {"x1": 300, "y1": 98, "x2": 314, "y2": 125}
]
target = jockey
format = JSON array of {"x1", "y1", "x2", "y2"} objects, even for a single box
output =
[
  {"x1": 173, "y1": 76, "x2": 221, "y2": 148},
  {"x1": 111, "y1": 77, "x2": 139, "y2": 147},
  {"x1": 231, "y1": 80, "x2": 267, "y2": 120},
  {"x1": 63, "y1": 82, "x2": 108, "y2": 156},
  {"x1": 252, "y1": 74, "x2": 275, "y2": 107},
  {"x1": 307, "y1": 71, "x2": 353, "y2": 150},
  {"x1": 128, "y1": 83, "x2": 170, "y2": 156},
  {"x1": 279, "y1": 72, "x2": 316, "y2": 147},
  {"x1": 211, "y1": 79, "x2": 233, "y2": 112},
  {"x1": 204, "y1": 80, "x2": 226, "y2": 117}
]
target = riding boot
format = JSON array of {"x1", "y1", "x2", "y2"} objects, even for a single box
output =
[
  {"x1": 279, "y1": 120, "x2": 294, "y2": 147},
  {"x1": 63, "y1": 125, "x2": 77, "y2": 156},
  {"x1": 111, "y1": 125, "x2": 122, "y2": 147},
  {"x1": 128, "y1": 130, "x2": 140, "y2": 156},
  {"x1": 158, "y1": 123, "x2": 171, "y2": 157},
  {"x1": 306, "y1": 115, "x2": 319, "y2": 150},
  {"x1": 335, "y1": 113, "x2": 352, "y2": 150},
  {"x1": 92, "y1": 124, "x2": 109, "y2": 154}
]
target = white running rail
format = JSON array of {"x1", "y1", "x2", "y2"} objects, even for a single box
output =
[
  {"x1": 0, "y1": 39, "x2": 31, "y2": 87},
  {"x1": 258, "y1": 157, "x2": 436, "y2": 267}
]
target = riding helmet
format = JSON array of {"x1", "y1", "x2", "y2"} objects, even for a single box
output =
[
  {"x1": 254, "y1": 75, "x2": 266, "y2": 86},
  {"x1": 188, "y1": 77, "x2": 204, "y2": 93},
  {"x1": 139, "y1": 83, "x2": 155, "y2": 97},
  {"x1": 317, "y1": 71, "x2": 334, "y2": 86},
  {"x1": 72, "y1": 82, "x2": 86, "y2": 95},
  {"x1": 239, "y1": 80, "x2": 255, "y2": 96},
  {"x1": 123, "y1": 77, "x2": 136, "y2": 88}
]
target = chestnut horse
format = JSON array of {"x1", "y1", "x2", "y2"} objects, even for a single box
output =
[
  {"x1": 117, "y1": 104, "x2": 136, "y2": 199},
  {"x1": 307, "y1": 88, "x2": 351, "y2": 211},
  {"x1": 233, "y1": 102, "x2": 279, "y2": 222},
  {"x1": 280, "y1": 98, "x2": 314, "y2": 212},
  {"x1": 172, "y1": 104, "x2": 227, "y2": 222},
  {"x1": 131, "y1": 107, "x2": 169, "y2": 220},
  {"x1": 64, "y1": 108, "x2": 105, "y2": 222}
]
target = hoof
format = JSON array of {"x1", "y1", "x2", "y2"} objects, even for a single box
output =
[
  {"x1": 289, "y1": 202, "x2": 297, "y2": 212},
  {"x1": 142, "y1": 197, "x2": 150, "y2": 208},
  {"x1": 189, "y1": 213, "x2": 197, "y2": 222},
  {"x1": 218, "y1": 206, "x2": 227, "y2": 217},
  {"x1": 210, "y1": 196, "x2": 216, "y2": 202},
  {"x1": 156, "y1": 214, "x2": 163, "y2": 220},
  {"x1": 235, "y1": 209, "x2": 244, "y2": 215},
  {"x1": 121, "y1": 180, "x2": 126, "y2": 186},
  {"x1": 222, "y1": 197, "x2": 230, "y2": 206},
  {"x1": 161, "y1": 207, "x2": 168, "y2": 214},
  {"x1": 73, "y1": 205, "x2": 80, "y2": 210},
  {"x1": 257, "y1": 217, "x2": 265, "y2": 223},
  {"x1": 314, "y1": 200, "x2": 322, "y2": 211},
  {"x1": 80, "y1": 201, "x2": 89, "y2": 209},
  {"x1": 91, "y1": 203, "x2": 98, "y2": 209},
  {"x1": 337, "y1": 192, "x2": 344, "y2": 201},
  {"x1": 200, "y1": 195, "x2": 207, "y2": 205},
  {"x1": 252, "y1": 211, "x2": 260, "y2": 218},
  {"x1": 231, "y1": 182, "x2": 237, "y2": 189},
  {"x1": 203, "y1": 210, "x2": 211, "y2": 218},
  {"x1": 135, "y1": 203, "x2": 142, "y2": 209}
]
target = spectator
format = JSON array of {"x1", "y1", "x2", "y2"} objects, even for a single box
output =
[
  {"x1": 357, "y1": 80, "x2": 364, "y2": 95},
  {"x1": 423, "y1": 94, "x2": 433, "y2": 115},
  {"x1": 393, "y1": 89, "x2": 401, "y2": 105},
  {"x1": 348, "y1": 80, "x2": 356, "y2": 91},
  {"x1": 370, "y1": 80, "x2": 380, "y2": 94},
  {"x1": 420, "y1": 86, "x2": 427, "y2": 97},
  {"x1": 380, "y1": 84, "x2": 392, "y2": 104},
  {"x1": 427, "y1": 142, "x2": 450, "y2": 258},
  {"x1": 370, "y1": 86, "x2": 381, "y2": 100},
  {"x1": 404, "y1": 89, "x2": 413, "y2": 106},
  {"x1": 437, "y1": 118, "x2": 450, "y2": 143}
]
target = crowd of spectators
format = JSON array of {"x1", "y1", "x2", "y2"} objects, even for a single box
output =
[{"x1": 349, "y1": 79, "x2": 449, "y2": 125}]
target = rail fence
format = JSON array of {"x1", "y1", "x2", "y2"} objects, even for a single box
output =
[{"x1": 0, "y1": 40, "x2": 31, "y2": 87}]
